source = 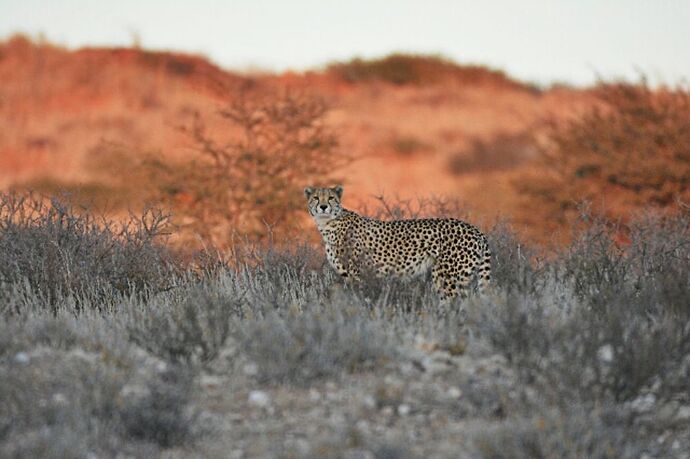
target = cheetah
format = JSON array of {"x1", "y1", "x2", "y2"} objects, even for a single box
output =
[{"x1": 305, "y1": 185, "x2": 491, "y2": 302}]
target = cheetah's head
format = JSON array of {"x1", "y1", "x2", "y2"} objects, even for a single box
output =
[{"x1": 304, "y1": 186, "x2": 343, "y2": 223}]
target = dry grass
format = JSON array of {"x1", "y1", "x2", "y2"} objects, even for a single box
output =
[
  {"x1": 0, "y1": 192, "x2": 176, "y2": 312},
  {"x1": 0, "y1": 193, "x2": 688, "y2": 456}
]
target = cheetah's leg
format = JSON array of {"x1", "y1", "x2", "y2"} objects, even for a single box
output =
[
  {"x1": 343, "y1": 264, "x2": 361, "y2": 283},
  {"x1": 477, "y1": 244, "x2": 492, "y2": 294},
  {"x1": 432, "y1": 263, "x2": 472, "y2": 304},
  {"x1": 334, "y1": 245, "x2": 361, "y2": 283},
  {"x1": 331, "y1": 259, "x2": 360, "y2": 283}
]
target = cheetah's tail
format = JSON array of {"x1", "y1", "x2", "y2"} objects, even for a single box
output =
[{"x1": 477, "y1": 240, "x2": 491, "y2": 294}]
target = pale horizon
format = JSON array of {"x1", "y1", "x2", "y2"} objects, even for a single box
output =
[{"x1": 1, "y1": 0, "x2": 689, "y2": 87}]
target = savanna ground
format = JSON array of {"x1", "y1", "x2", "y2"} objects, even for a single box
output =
[
  {"x1": 1, "y1": 193, "x2": 689, "y2": 458},
  {"x1": 1, "y1": 36, "x2": 690, "y2": 458}
]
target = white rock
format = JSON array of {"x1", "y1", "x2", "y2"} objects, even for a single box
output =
[
  {"x1": 14, "y1": 352, "x2": 30, "y2": 364},
  {"x1": 343, "y1": 450, "x2": 374, "y2": 459},
  {"x1": 676, "y1": 405, "x2": 690, "y2": 421},
  {"x1": 248, "y1": 390, "x2": 271, "y2": 407},
  {"x1": 630, "y1": 393, "x2": 656, "y2": 413},
  {"x1": 52, "y1": 393, "x2": 68, "y2": 405},
  {"x1": 397, "y1": 404, "x2": 411, "y2": 416},
  {"x1": 243, "y1": 362, "x2": 259, "y2": 377},
  {"x1": 362, "y1": 395, "x2": 377, "y2": 409},
  {"x1": 597, "y1": 344, "x2": 614, "y2": 363},
  {"x1": 448, "y1": 387, "x2": 463, "y2": 399}
]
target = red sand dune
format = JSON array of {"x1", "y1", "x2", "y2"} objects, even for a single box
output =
[{"x1": 0, "y1": 36, "x2": 596, "y2": 242}]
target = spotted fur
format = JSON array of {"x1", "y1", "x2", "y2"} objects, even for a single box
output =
[{"x1": 305, "y1": 186, "x2": 491, "y2": 301}]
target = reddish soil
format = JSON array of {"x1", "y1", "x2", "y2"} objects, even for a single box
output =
[{"x1": 0, "y1": 36, "x2": 597, "y2": 242}]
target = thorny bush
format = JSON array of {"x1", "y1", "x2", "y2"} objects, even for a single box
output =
[{"x1": 0, "y1": 192, "x2": 176, "y2": 312}]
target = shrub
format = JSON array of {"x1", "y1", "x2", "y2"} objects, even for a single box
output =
[
  {"x1": 390, "y1": 135, "x2": 432, "y2": 156},
  {"x1": 147, "y1": 90, "x2": 342, "y2": 246},
  {"x1": 0, "y1": 193, "x2": 688, "y2": 456},
  {"x1": 10, "y1": 177, "x2": 131, "y2": 211},
  {"x1": 328, "y1": 53, "x2": 529, "y2": 90},
  {"x1": 485, "y1": 221, "x2": 542, "y2": 295},
  {"x1": 517, "y1": 80, "x2": 690, "y2": 226},
  {"x1": 126, "y1": 279, "x2": 240, "y2": 365},
  {"x1": 0, "y1": 192, "x2": 176, "y2": 311},
  {"x1": 472, "y1": 406, "x2": 640, "y2": 459},
  {"x1": 447, "y1": 131, "x2": 536, "y2": 175},
  {"x1": 359, "y1": 193, "x2": 471, "y2": 221},
  {"x1": 236, "y1": 303, "x2": 397, "y2": 386},
  {"x1": 118, "y1": 367, "x2": 198, "y2": 447},
  {"x1": 0, "y1": 316, "x2": 200, "y2": 455},
  {"x1": 468, "y1": 212, "x2": 690, "y2": 407}
]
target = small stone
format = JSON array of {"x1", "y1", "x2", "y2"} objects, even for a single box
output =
[
  {"x1": 362, "y1": 395, "x2": 377, "y2": 409},
  {"x1": 447, "y1": 387, "x2": 462, "y2": 399},
  {"x1": 52, "y1": 393, "x2": 68, "y2": 405},
  {"x1": 243, "y1": 362, "x2": 259, "y2": 377},
  {"x1": 597, "y1": 344, "x2": 614, "y2": 363},
  {"x1": 248, "y1": 390, "x2": 271, "y2": 407},
  {"x1": 397, "y1": 404, "x2": 411, "y2": 416},
  {"x1": 676, "y1": 405, "x2": 690, "y2": 421},
  {"x1": 630, "y1": 393, "x2": 656, "y2": 413},
  {"x1": 14, "y1": 352, "x2": 30, "y2": 364},
  {"x1": 343, "y1": 450, "x2": 374, "y2": 459},
  {"x1": 381, "y1": 406, "x2": 394, "y2": 417}
]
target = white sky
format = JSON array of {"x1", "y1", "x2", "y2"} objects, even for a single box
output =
[{"x1": 1, "y1": 0, "x2": 689, "y2": 86}]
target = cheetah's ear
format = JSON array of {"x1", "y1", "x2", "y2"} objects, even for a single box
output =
[
  {"x1": 304, "y1": 187, "x2": 315, "y2": 198},
  {"x1": 333, "y1": 185, "x2": 343, "y2": 199}
]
